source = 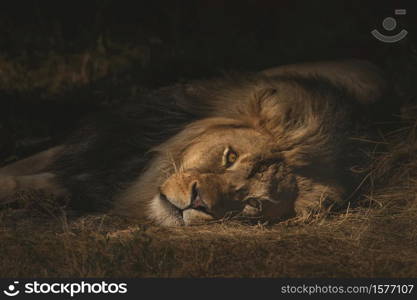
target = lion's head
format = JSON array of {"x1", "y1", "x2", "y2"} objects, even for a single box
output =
[
  {"x1": 151, "y1": 118, "x2": 298, "y2": 225},
  {"x1": 116, "y1": 78, "x2": 357, "y2": 226}
]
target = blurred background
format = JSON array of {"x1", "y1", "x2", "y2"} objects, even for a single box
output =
[{"x1": 0, "y1": 0, "x2": 415, "y2": 164}]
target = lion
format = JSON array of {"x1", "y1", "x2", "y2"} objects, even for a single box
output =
[{"x1": 0, "y1": 60, "x2": 387, "y2": 226}]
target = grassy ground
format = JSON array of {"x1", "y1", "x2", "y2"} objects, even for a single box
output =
[{"x1": 1, "y1": 1, "x2": 417, "y2": 277}]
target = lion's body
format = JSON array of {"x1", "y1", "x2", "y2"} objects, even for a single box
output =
[{"x1": 0, "y1": 60, "x2": 387, "y2": 225}]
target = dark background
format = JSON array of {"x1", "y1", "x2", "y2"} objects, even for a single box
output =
[{"x1": 0, "y1": 0, "x2": 416, "y2": 164}]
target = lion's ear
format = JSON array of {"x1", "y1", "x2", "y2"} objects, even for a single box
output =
[
  {"x1": 253, "y1": 88, "x2": 278, "y2": 102},
  {"x1": 247, "y1": 87, "x2": 283, "y2": 126}
]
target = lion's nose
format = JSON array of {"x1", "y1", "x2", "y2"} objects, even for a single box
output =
[{"x1": 190, "y1": 182, "x2": 208, "y2": 212}]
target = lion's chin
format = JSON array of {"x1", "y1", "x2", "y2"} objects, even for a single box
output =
[
  {"x1": 149, "y1": 194, "x2": 214, "y2": 226},
  {"x1": 182, "y1": 209, "x2": 215, "y2": 225},
  {"x1": 149, "y1": 194, "x2": 184, "y2": 226}
]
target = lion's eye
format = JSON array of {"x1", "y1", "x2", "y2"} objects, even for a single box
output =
[{"x1": 223, "y1": 147, "x2": 238, "y2": 167}]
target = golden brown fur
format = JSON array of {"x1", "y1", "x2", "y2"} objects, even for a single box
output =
[{"x1": 0, "y1": 60, "x2": 386, "y2": 226}]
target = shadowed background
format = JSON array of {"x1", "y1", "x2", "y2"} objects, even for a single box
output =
[
  {"x1": 1, "y1": 0, "x2": 417, "y2": 277},
  {"x1": 0, "y1": 0, "x2": 415, "y2": 162}
]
